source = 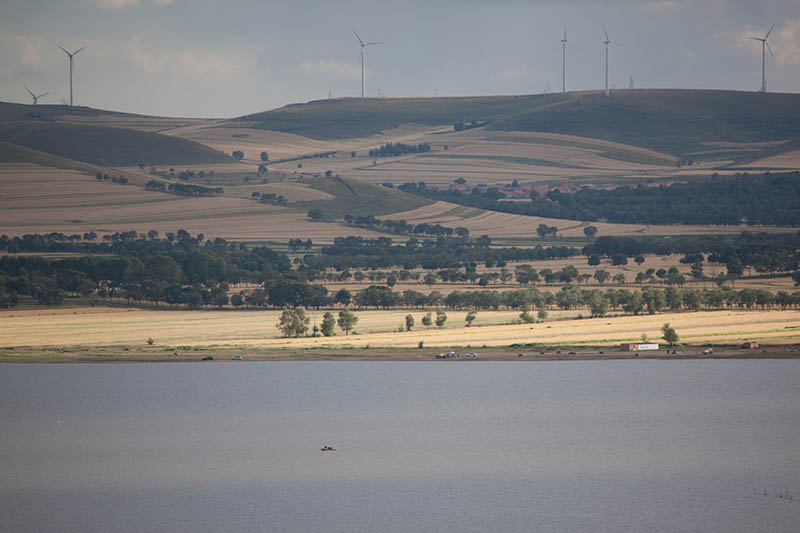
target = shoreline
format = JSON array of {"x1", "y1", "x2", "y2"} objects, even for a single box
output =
[{"x1": 2, "y1": 345, "x2": 799, "y2": 363}]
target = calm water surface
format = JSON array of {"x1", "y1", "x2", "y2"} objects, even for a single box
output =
[{"x1": 1, "y1": 360, "x2": 799, "y2": 532}]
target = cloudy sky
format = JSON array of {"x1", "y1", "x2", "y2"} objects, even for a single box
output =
[{"x1": 0, "y1": 0, "x2": 798, "y2": 118}]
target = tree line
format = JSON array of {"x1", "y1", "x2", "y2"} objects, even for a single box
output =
[
  {"x1": 302, "y1": 236, "x2": 579, "y2": 271},
  {"x1": 369, "y1": 142, "x2": 431, "y2": 158},
  {"x1": 146, "y1": 180, "x2": 224, "y2": 196},
  {"x1": 584, "y1": 232, "x2": 800, "y2": 277},
  {"x1": 344, "y1": 214, "x2": 470, "y2": 238},
  {"x1": 398, "y1": 172, "x2": 800, "y2": 226}
]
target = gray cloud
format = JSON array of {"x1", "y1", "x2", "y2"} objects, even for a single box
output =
[{"x1": 0, "y1": 0, "x2": 797, "y2": 116}]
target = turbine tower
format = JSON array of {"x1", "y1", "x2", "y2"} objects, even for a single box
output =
[
  {"x1": 25, "y1": 87, "x2": 49, "y2": 105},
  {"x1": 749, "y1": 25, "x2": 774, "y2": 93},
  {"x1": 353, "y1": 30, "x2": 381, "y2": 98},
  {"x1": 602, "y1": 27, "x2": 621, "y2": 96},
  {"x1": 560, "y1": 26, "x2": 570, "y2": 93},
  {"x1": 58, "y1": 44, "x2": 86, "y2": 106}
]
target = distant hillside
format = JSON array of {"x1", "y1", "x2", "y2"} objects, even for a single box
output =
[
  {"x1": 491, "y1": 90, "x2": 800, "y2": 155},
  {"x1": 294, "y1": 175, "x2": 432, "y2": 219},
  {"x1": 0, "y1": 141, "x2": 118, "y2": 176},
  {"x1": 231, "y1": 95, "x2": 567, "y2": 140},
  {"x1": 234, "y1": 90, "x2": 800, "y2": 156},
  {"x1": 0, "y1": 121, "x2": 231, "y2": 166}
]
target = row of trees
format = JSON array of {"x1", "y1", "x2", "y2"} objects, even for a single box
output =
[
  {"x1": 277, "y1": 308, "x2": 358, "y2": 337},
  {"x1": 585, "y1": 233, "x2": 800, "y2": 277},
  {"x1": 95, "y1": 172, "x2": 128, "y2": 184},
  {"x1": 305, "y1": 236, "x2": 578, "y2": 271},
  {"x1": 368, "y1": 142, "x2": 431, "y2": 158},
  {"x1": 344, "y1": 214, "x2": 470, "y2": 238},
  {"x1": 398, "y1": 173, "x2": 800, "y2": 226},
  {"x1": 253, "y1": 192, "x2": 288, "y2": 205}
]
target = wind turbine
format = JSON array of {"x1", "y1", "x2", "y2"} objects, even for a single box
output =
[
  {"x1": 353, "y1": 30, "x2": 381, "y2": 98},
  {"x1": 749, "y1": 25, "x2": 774, "y2": 93},
  {"x1": 25, "y1": 87, "x2": 49, "y2": 105},
  {"x1": 58, "y1": 44, "x2": 86, "y2": 106},
  {"x1": 602, "y1": 27, "x2": 622, "y2": 96},
  {"x1": 560, "y1": 26, "x2": 571, "y2": 93}
]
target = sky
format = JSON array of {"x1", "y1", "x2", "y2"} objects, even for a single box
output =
[{"x1": 0, "y1": 0, "x2": 798, "y2": 118}]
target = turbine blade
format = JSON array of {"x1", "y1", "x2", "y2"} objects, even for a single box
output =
[
  {"x1": 766, "y1": 41, "x2": 774, "y2": 58},
  {"x1": 352, "y1": 29, "x2": 364, "y2": 46},
  {"x1": 39, "y1": 92, "x2": 50, "y2": 99},
  {"x1": 365, "y1": 41, "x2": 381, "y2": 46},
  {"x1": 25, "y1": 86, "x2": 35, "y2": 97},
  {"x1": 58, "y1": 44, "x2": 70, "y2": 55},
  {"x1": 604, "y1": 25, "x2": 609, "y2": 42},
  {"x1": 765, "y1": 24, "x2": 775, "y2": 40},
  {"x1": 74, "y1": 46, "x2": 86, "y2": 55},
  {"x1": 748, "y1": 37, "x2": 763, "y2": 41}
]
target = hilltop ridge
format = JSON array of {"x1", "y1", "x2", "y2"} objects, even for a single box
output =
[{"x1": 231, "y1": 89, "x2": 800, "y2": 156}]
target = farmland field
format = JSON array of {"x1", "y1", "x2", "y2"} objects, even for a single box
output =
[{"x1": 1, "y1": 307, "x2": 798, "y2": 355}]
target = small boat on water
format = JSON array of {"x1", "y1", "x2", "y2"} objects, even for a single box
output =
[{"x1": 321, "y1": 446, "x2": 336, "y2": 451}]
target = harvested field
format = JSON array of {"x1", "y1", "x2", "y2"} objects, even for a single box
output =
[
  {"x1": 1, "y1": 307, "x2": 797, "y2": 351},
  {"x1": 388, "y1": 201, "x2": 791, "y2": 238},
  {"x1": 0, "y1": 164, "x2": 385, "y2": 242},
  {"x1": 743, "y1": 150, "x2": 800, "y2": 169}
]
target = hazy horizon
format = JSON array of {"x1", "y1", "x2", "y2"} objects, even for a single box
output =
[{"x1": 1, "y1": 0, "x2": 798, "y2": 118}]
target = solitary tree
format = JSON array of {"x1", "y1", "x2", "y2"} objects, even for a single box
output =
[
  {"x1": 277, "y1": 308, "x2": 310, "y2": 337},
  {"x1": 662, "y1": 322, "x2": 679, "y2": 347},
  {"x1": 337, "y1": 309, "x2": 358, "y2": 335},
  {"x1": 421, "y1": 312, "x2": 433, "y2": 329},
  {"x1": 465, "y1": 310, "x2": 477, "y2": 327},
  {"x1": 405, "y1": 314, "x2": 415, "y2": 331},
  {"x1": 321, "y1": 312, "x2": 336, "y2": 337},
  {"x1": 260, "y1": 151, "x2": 269, "y2": 162},
  {"x1": 435, "y1": 310, "x2": 448, "y2": 329},
  {"x1": 583, "y1": 225, "x2": 598, "y2": 238},
  {"x1": 520, "y1": 308, "x2": 535, "y2": 323},
  {"x1": 308, "y1": 209, "x2": 323, "y2": 220},
  {"x1": 334, "y1": 288, "x2": 352, "y2": 306},
  {"x1": 594, "y1": 269, "x2": 611, "y2": 284}
]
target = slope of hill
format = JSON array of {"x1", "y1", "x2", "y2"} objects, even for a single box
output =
[
  {"x1": 491, "y1": 89, "x2": 800, "y2": 156},
  {"x1": 233, "y1": 90, "x2": 800, "y2": 157},
  {"x1": 0, "y1": 121, "x2": 232, "y2": 166},
  {"x1": 0, "y1": 101, "x2": 231, "y2": 166},
  {"x1": 231, "y1": 94, "x2": 567, "y2": 140},
  {"x1": 0, "y1": 141, "x2": 116, "y2": 176},
  {"x1": 295, "y1": 174, "x2": 432, "y2": 218}
]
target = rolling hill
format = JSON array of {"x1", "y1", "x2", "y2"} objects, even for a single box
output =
[
  {"x1": 0, "y1": 102, "x2": 231, "y2": 166},
  {"x1": 232, "y1": 89, "x2": 800, "y2": 157}
]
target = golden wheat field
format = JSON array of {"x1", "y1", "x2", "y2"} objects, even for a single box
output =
[{"x1": 1, "y1": 307, "x2": 798, "y2": 351}]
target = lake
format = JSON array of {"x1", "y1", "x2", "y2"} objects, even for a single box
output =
[{"x1": 1, "y1": 360, "x2": 799, "y2": 532}]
